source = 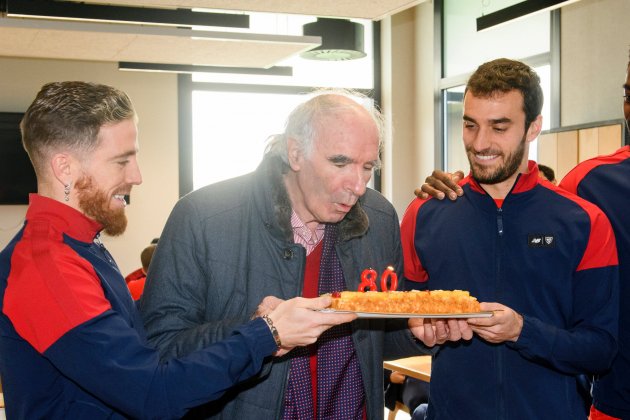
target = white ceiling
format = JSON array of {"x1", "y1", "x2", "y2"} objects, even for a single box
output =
[{"x1": 0, "y1": 0, "x2": 426, "y2": 70}]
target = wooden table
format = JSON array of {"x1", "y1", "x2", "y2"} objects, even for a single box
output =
[{"x1": 383, "y1": 355, "x2": 432, "y2": 383}]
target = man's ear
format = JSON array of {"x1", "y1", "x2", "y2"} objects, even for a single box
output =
[
  {"x1": 286, "y1": 137, "x2": 302, "y2": 171},
  {"x1": 526, "y1": 115, "x2": 543, "y2": 143},
  {"x1": 50, "y1": 153, "x2": 74, "y2": 185}
]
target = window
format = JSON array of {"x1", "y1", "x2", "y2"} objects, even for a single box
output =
[
  {"x1": 439, "y1": 0, "x2": 558, "y2": 173},
  {"x1": 191, "y1": 90, "x2": 306, "y2": 189},
  {"x1": 179, "y1": 13, "x2": 377, "y2": 195},
  {"x1": 443, "y1": 0, "x2": 550, "y2": 78}
]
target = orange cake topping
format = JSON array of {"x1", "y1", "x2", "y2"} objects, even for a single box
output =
[{"x1": 328, "y1": 290, "x2": 481, "y2": 314}]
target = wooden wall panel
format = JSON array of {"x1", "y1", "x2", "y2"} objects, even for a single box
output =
[
  {"x1": 556, "y1": 130, "x2": 578, "y2": 181},
  {"x1": 538, "y1": 121, "x2": 624, "y2": 181},
  {"x1": 538, "y1": 132, "x2": 558, "y2": 168},
  {"x1": 598, "y1": 124, "x2": 622, "y2": 155},
  {"x1": 578, "y1": 127, "x2": 599, "y2": 162}
]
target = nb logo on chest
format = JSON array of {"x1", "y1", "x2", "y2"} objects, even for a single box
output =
[{"x1": 528, "y1": 234, "x2": 555, "y2": 248}]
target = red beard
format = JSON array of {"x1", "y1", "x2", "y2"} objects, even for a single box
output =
[{"x1": 75, "y1": 176, "x2": 128, "y2": 236}]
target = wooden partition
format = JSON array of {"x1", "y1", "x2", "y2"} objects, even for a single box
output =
[{"x1": 538, "y1": 120, "x2": 625, "y2": 181}]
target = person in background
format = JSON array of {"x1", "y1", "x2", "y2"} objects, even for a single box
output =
[
  {"x1": 126, "y1": 242, "x2": 156, "y2": 300},
  {"x1": 125, "y1": 237, "x2": 158, "y2": 284},
  {"x1": 537, "y1": 163, "x2": 557, "y2": 184},
  {"x1": 416, "y1": 52, "x2": 630, "y2": 420},
  {"x1": 0, "y1": 81, "x2": 356, "y2": 419},
  {"x1": 558, "y1": 56, "x2": 630, "y2": 420},
  {"x1": 384, "y1": 369, "x2": 429, "y2": 420},
  {"x1": 140, "y1": 90, "x2": 433, "y2": 419},
  {"x1": 401, "y1": 58, "x2": 619, "y2": 419}
]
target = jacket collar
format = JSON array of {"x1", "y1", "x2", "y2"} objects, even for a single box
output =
[
  {"x1": 254, "y1": 154, "x2": 369, "y2": 243},
  {"x1": 26, "y1": 193, "x2": 103, "y2": 243}
]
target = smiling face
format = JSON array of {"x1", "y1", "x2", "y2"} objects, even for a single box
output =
[
  {"x1": 284, "y1": 105, "x2": 379, "y2": 229},
  {"x1": 74, "y1": 118, "x2": 142, "y2": 235},
  {"x1": 462, "y1": 90, "x2": 541, "y2": 197}
]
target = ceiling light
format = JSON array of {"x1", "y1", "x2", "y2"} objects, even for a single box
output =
[
  {"x1": 300, "y1": 18, "x2": 366, "y2": 61},
  {"x1": 476, "y1": 0, "x2": 581, "y2": 31},
  {"x1": 2, "y1": 0, "x2": 249, "y2": 29},
  {"x1": 119, "y1": 62, "x2": 292, "y2": 76}
]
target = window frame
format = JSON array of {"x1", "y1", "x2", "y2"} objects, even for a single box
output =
[
  {"x1": 434, "y1": 0, "x2": 561, "y2": 170},
  {"x1": 177, "y1": 21, "x2": 382, "y2": 198}
]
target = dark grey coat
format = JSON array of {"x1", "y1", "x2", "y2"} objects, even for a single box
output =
[{"x1": 140, "y1": 155, "x2": 427, "y2": 419}]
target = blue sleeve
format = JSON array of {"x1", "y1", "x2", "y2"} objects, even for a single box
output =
[
  {"x1": 508, "y1": 265, "x2": 619, "y2": 374},
  {"x1": 45, "y1": 312, "x2": 276, "y2": 419}
]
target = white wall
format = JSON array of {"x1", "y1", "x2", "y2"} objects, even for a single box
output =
[
  {"x1": 0, "y1": 57, "x2": 179, "y2": 275},
  {"x1": 561, "y1": 0, "x2": 630, "y2": 126}
]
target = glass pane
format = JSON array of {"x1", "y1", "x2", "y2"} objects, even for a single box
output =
[
  {"x1": 192, "y1": 14, "x2": 374, "y2": 89},
  {"x1": 191, "y1": 91, "x2": 306, "y2": 189},
  {"x1": 528, "y1": 64, "x2": 552, "y2": 161},
  {"x1": 443, "y1": 86, "x2": 467, "y2": 173},
  {"x1": 443, "y1": 0, "x2": 550, "y2": 77}
]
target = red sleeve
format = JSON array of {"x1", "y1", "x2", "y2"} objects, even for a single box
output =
[
  {"x1": 400, "y1": 198, "x2": 430, "y2": 283},
  {"x1": 552, "y1": 188, "x2": 618, "y2": 271},
  {"x1": 127, "y1": 278, "x2": 146, "y2": 300},
  {"x1": 125, "y1": 268, "x2": 145, "y2": 284},
  {"x1": 4, "y1": 220, "x2": 112, "y2": 353},
  {"x1": 559, "y1": 146, "x2": 629, "y2": 194}
]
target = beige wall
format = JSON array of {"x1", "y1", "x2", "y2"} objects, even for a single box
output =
[
  {"x1": 561, "y1": 0, "x2": 630, "y2": 127},
  {"x1": 381, "y1": 1, "x2": 435, "y2": 218},
  {"x1": 0, "y1": 57, "x2": 179, "y2": 275}
]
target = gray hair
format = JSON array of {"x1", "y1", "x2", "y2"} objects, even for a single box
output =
[{"x1": 266, "y1": 89, "x2": 384, "y2": 167}]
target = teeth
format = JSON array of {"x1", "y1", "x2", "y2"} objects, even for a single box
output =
[
  {"x1": 114, "y1": 195, "x2": 127, "y2": 207},
  {"x1": 477, "y1": 154, "x2": 497, "y2": 161}
]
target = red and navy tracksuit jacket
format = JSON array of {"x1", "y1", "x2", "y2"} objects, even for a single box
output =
[
  {"x1": 560, "y1": 146, "x2": 630, "y2": 419},
  {"x1": 0, "y1": 194, "x2": 277, "y2": 419},
  {"x1": 401, "y1": 161, "x2": 619, "y2": 420}
]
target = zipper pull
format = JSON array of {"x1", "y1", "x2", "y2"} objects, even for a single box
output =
[
  {"x1": 497, "y1": 208, "x2": 504, "y2": 236},
  {"x1": 94, "y1": 233, "x2": 114, "y2": 264}
]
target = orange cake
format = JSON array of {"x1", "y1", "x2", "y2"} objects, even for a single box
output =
[{"x1": 328, "y1": 290, "x2": 481, "y2": 314}]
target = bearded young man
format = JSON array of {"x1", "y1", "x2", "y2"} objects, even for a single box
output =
[
  {"x1": 0, "y1": 81, "x2": 355, "y2": 419},
  {"x1": 400, "y1": 59, "x2": 620, "y2": 420}
]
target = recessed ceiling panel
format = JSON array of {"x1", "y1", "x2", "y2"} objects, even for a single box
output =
[
  {"x1": 78, "y1": 0, "x2": 427, "y2": 20},
  {"x1": 0, "y1": 17, "x2": 321, "y2": 68}
]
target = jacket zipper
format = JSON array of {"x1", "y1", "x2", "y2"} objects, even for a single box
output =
[
  {"x1": 496, "y1": 207, "x2": 504, "y2": 237},
  {"x1": 496, "y1": 206, "x2": 505, "y2": 419},
  {"x1": 94, "y1": 233, "x2": 118, "y2": 271}
]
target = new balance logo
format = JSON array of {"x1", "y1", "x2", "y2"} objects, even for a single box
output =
[{"x1": 528, "y1": 234, "x2": 555, "y2": 248}]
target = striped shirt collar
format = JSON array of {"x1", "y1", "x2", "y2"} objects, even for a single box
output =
[{"x1": 291, "y1": 210, "x2": 325, "y2": 255}]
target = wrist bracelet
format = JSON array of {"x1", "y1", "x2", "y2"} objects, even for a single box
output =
[{"x1": 261, "y1": 315, "x2": 282, "y2": 349}]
